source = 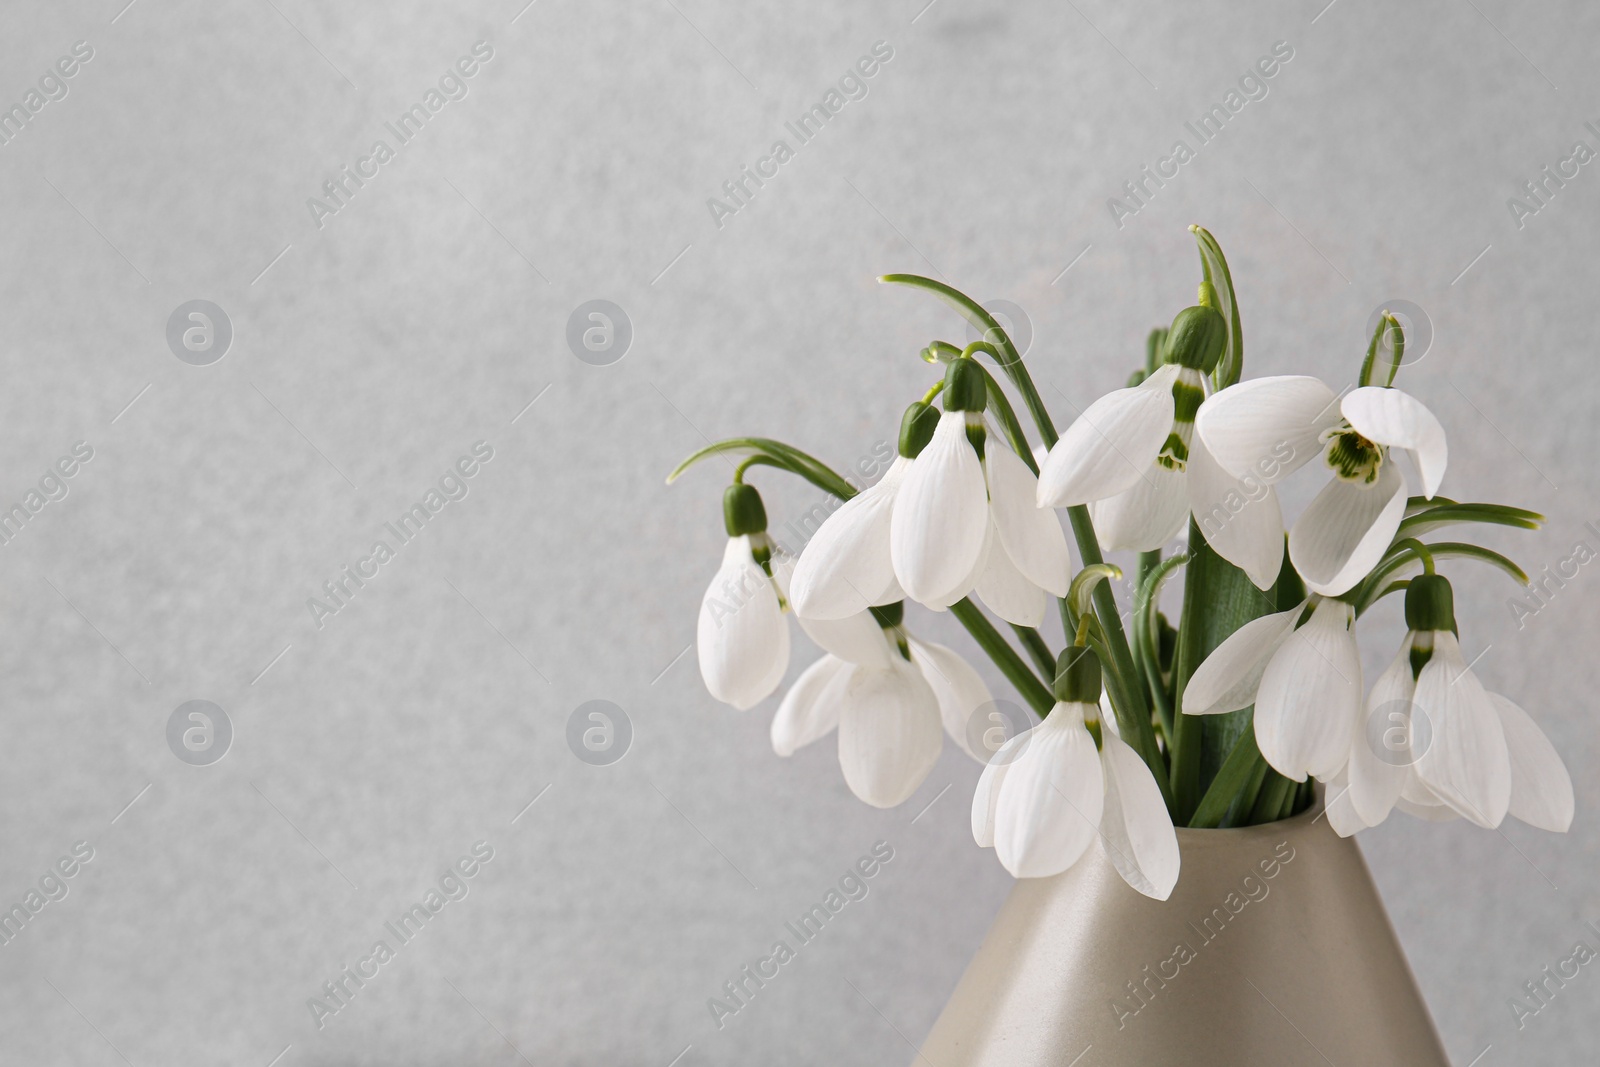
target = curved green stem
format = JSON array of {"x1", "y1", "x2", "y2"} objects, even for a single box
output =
[
  {"x1": 880, "y1": 273, "x2": 1166, "y2": 806},
  {"x1": 1135, "y1": 552, "x2": 1189, "y2": 739},
  {"x1": 669, "y1": 437, "x2": 858, "y2": 499},
  {"x1": 951, "y1": 599, "x2": 1053, "y2": 717}
]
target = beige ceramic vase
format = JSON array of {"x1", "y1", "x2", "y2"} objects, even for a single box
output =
[{"x1": 916, "y1": 803, "x2": 1450, "y2": 1066}]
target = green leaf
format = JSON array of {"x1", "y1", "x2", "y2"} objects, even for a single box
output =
[
  {"x1": 880, "y1": 274, "x2": 1058, "y2": 447},
  {"x1": 667, "y1": 438, "x2": 858, "y2": 500},
  {"x1": 1169, "y1": 521, "x2": 1283, "y2": 823},
  {"x1": 1355, "y1": 541, "x2": 1530, "y2": 615},
  {"x1": 1394, "y1": 502, "x2": 1544, "y2": 540},
  {"x1": 1189, "y1": 721, "x2": 1265, "y2": 828},
  {"x1": 1191, "y1": 226, "x2": 1243, "y2": 388}
]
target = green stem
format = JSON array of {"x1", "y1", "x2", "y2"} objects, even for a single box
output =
[
  {"x1": 1011, "y1": 625, "x2": 1056, "y2": 680},
  {"x1": 950, "y1": 599, "x2": 1054, "y2": 717},
  {"x1": 879, "y1": 273, "x2": 1166, "y2": 804},
  {"x1": 1135, "y1": 552, "x2": 1187, "y2": 741},
  {"x1": 1249, "y1": 772, "x2": 1294, "y2": 824},
  {"x1": 1189, "y1": 721, "x2": 1264, "y2": 829},
  {"x1": 1223, "y1": 758, "x2": 1271, "y2": 828}
]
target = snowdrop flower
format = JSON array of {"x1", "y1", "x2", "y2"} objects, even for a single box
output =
[
  {"x1": 769, "y1": 602, "x2": 997, "y2": 807},
  {"x1": 1340, "y1": 575, "x2": 1572, "y2": 833},
  {"x1": 1036, "y1": 297, "x2": 1228, "y2": 556},
  {"x1": 1196, "y1": 377, "x2": 1447, "y2": 596},
  {"x1": 892, "y1": 363, "x2": 1073, "y2": 622},
  {"x1": 972, "y1": 648, "x2": 1179, "y2": 898},
  {"x1": 1183, "y1": 596, "x2": 1362, "y2": 782},
  {"x1": 699, "y1": 483, "x2": 908, "y2": 711},
  {"x1": 698, "y1": 484, "x2": 790, "y2": 710}
]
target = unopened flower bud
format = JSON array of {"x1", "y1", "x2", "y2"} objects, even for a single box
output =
[
  {"x1": 1163, "y1": 303, "x2": 1228, "y2": 374},
  {"x1": 1404, "y1": 573, "x2": 1456, "y2": 633},
  {"x1": 942, "y1": 358, "x2": 988, "y2": 413},
  {"x1": 898, "y1": 400, "x2": 941, "y2": 458},
  {"x1": 1053, "y1": 645, "x2": 1103, "y2": 704},
  {"x1": 722, "y1": 483, "x2": 767, "y2": 537}
]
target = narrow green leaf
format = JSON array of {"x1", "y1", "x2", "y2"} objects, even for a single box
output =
[
  {"x1": 1355, "y1": 541, "x2": 1529, "y2": 615},
  {"x1": 668, "y1": 437, "x2": 859, "y2": 499},
  {"x1": 1191, "y1": 226, "x2": 1243, "y2": 388},
  {"x1": 1395, "y1": 502, "x2": 1544, "y2": 539},
  {"x1": 1189, "y1": 721, "x2": 1265, "y2": 828},
  {"x1": 1169, "y1": 520, "x2": 1281, "y2": 822}
]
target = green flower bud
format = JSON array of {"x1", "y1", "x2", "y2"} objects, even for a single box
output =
[
  {"x1": 1163, "y1": 303, "x2": 1228, "y2": 373},
  {"x1": 723, "y1": 483, "x2": 767, "y2": 537},
  {"x1": 1053, "y1": 645, "x2": 1103, "y2": 705},
  {"x1": 898, "y1": 400, "x2": 941, "y2": 458},
  {"x1": 1404, "y1": 574, "x2": 1456, "y2": 633},
  {"x1": 942, "y1": 358, "x2": 988, "y2": 413}
]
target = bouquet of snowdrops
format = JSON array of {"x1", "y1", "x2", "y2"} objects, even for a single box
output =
[{"x1": 669, "y1": 226, "x2": 1572, "y2": 901}]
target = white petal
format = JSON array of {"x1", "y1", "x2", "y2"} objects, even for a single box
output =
[
  {"x1": 1289, "y1": 462, "x2": 1408, "y2": 596},
  {"x1": 1395, "y1": 779, "x2": 1461, "y2": 822},
  {"x1": 911, "y1": 638, "x2": 996, "y2": 763},
  {"x1": 696, "y1": 537, "x2": 790, "y2": 710},
  {"x1": 994, "y1": 703, "x2": 1105, "y2": 879},
  {"x1": 793, "y1": 610, "x2": 891, "y2": 669},
  {"x1": 771, "y1": 655, "x2": 852, "y2": 756},
  {"x1": 1324, "y1": 771, "x2": 1367, "y2": 838},
  {"x1": 1491, "y1": 692, "x2": 1572, "y2": 832},
  {"x1": 1035, "y1": 364, "x2": 1178, "y2": 507},
  {"x1": 1087, "y1": 463, "x2": 1190, "y2": 552},
  {"x1": 836, "y1": 656, "x2": 943, "y2": 808},
  {"x1": 1254, "y1": 599, "x2": 1362, "y2": 781},
  {"x1": 986, "y1": 442, "x2": 1072, "y2": 595},
  {"x1": 790, "y1": 457, "x2": 907, "y2": 620},
  {"x1": 972, "y1": 730, "x2": 1032, "y2": 847},
  {"x1": 1195, "y1": 375, "x2": 1341, "y2": 481},
  {"x1": 1413, "y1": 632, "x2": 1510, "y2": 828},
  {"x1": 1341, "y1": 387, "x2": 1448, "y2": 499},
  {"x1": 1347, "y1": 647, "x2": 1414, "y2": 827},
  {"x1": 1098, "y1": 732, "x2": 1180, "y2": 899},
  {"x1": 1181, "y1": 604, "x2": 1304, "y2": 716},
  {"x1": 973, "y1": 520, "x2": 1047, "y2": 626},
  {"x1": 891, "y1": 413, "x2": 989, "y2": 605},
  {"x1": 1186, "y1": 432, "x2": 1285, "y2": 590}
]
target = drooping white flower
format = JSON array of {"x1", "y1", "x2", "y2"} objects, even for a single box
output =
[
  {"x1": 790, "y1": 456, "x2": 909, "y2": 620},
  {"x1": 1036, "y1": 362, "x2": 1193, "y2": 552},
  {"x1": 972, "y1": 649, "x2": 1179, "y2": 898},
  {"x1": 698, "y1": 484, "x2": 882, "y2": 712},
  {"x1": 770, "y1": 607, "x2": 997, "y2": 808},
  {"x1": 697, "y1": 532, "x2": 789, "y2": 710},
  {"x1": 1196, "y1": 377, "x2": 1447, "y2": 596},
  {"x1": 1183, "y1": 596, "x2": 1362, "y2": 782},
  {"x1": 880, "y1": 366, "x2": 1070, "y2": 623},
  {"x1": 1038, "y1": 300, "x2": 1250, "y2": 565},
  {"x1": 1332, "y1": 574, "x2": 1571, "y2": 836}
]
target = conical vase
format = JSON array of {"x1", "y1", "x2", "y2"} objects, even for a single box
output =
[{"x1": 917, "y1": 803, "x2": 1449, "y2": 1065}]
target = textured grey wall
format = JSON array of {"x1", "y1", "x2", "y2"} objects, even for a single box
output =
[{"x1": 0, "y1": 0, "x2": 1596, "y2": 1064}]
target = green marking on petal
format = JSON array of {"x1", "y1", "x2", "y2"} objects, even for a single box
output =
[
  {"x1": 1320, "y1": 424, "x2": 1384, "y2": 485},
  {"x1": 1171, "y1": 377, "x2": 1205, "y2": 423}
]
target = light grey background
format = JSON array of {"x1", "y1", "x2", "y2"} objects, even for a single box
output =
[{"x1": 0, "y1": 0, "x2": 1596, "y2": 1064}]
